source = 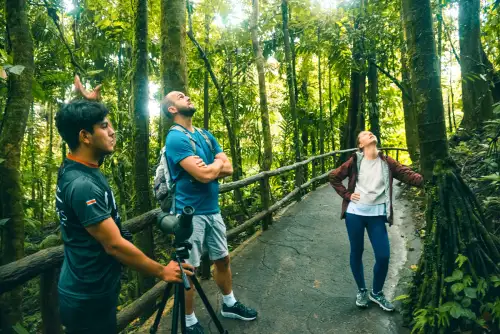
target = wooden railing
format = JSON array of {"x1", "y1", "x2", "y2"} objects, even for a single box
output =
[{"x1": 0, "y1": 147, "x2": 407, "y2": 332}]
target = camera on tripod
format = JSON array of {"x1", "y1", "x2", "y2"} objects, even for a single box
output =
[
  {"x1": 157, "y1": 205, "x2": 195, "y2": 246},
  {"x1": 151, "y1": 205, "x2": 229, "y2": 334}
]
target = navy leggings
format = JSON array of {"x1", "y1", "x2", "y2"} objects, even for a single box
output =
[{"x1": 345, "y1": 213, "x2": 390, "y2": 293}]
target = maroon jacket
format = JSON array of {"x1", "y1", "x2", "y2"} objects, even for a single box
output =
[{"x1": 329, "y1": 151, "x2": 423, "y2": 225}]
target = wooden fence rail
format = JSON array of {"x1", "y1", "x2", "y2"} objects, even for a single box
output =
[{"x1": 0, "y1": 147, "x2": 407, "y2": 333}]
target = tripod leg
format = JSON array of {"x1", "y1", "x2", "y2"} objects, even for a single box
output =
[
  {"x1": 150, "y1": 283, "x2": 174, "y2": 334},
  {"x1": 190, "y1": 275, "x2": 228, "y2": 334},
  {"x1": 171, "y1": 284, "x2": 180, "y2": 334},
  {"x1": 179, "y1": 284, "x2": 187, "y2": 333}
]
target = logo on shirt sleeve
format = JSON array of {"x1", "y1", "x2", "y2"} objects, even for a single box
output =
[{"x1": 86, "y1": 199, "x2": 97, "y2": 206}]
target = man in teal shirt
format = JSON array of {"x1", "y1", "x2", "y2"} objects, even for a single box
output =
[{"x1": 162, "y1": 91, "x2": 258, "y2": 333}]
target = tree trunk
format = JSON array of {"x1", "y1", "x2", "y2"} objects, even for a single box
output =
[
  {"x1": 132, "y1": 0, "x2": 155, "y2": 319},
  {"x1": 403, "y1": 1, "x2": 500, "y2": 331},
  {"x1": 403, "y1": 0, "x2": 448, "y2": 178},
  {"x1": 347, "y1": 11, "x2": 364, "y2": 149},
  {"x1": 328, "y1": 63, "x2": 335, "y2": 152},
  {"x1": 45, "y1": 105, "x2": 54, "y2": 223},
  {"x1": 281, "y1": 0, "x2": 302, "y2": 189},
  {"x1": 203, "y1": 13, "x2": 210, "y2": 130},
  {"x1": 367, "y1": 58, "x2": 381, "y2": 145},
  {"x1": 318, "y1": 27, "x2": 325, "y2": 173},
  {"x1": 481, "y1": 46, "x2": 500, "y2": 103},
  {"x1": 161, "y1": 0, "x2": 188, "y2": 140},
  {"x1": 0, "y1": 0, "x2": 34, "y2": 329},
  {"x1": 458, "y1": 0, "x2": 493, "y2": 130},
  {"x1": 400, "y1": 2, "x2": 420, "y2": 163},
  {"x1": 251, "y1": 0, "x2": 273, "y2": 228}
]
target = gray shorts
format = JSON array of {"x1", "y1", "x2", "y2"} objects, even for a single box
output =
[{"x1": 185, "y1": 213, "x2": 229, "y2": 268}]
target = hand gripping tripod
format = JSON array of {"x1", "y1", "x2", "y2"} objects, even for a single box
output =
[{"x1": 149, "y1": 241, "x2": 228, "y2": 334}]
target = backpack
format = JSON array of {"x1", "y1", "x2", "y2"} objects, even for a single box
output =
[{"x1": 153, "y1": 125, "x2": 215, "y2": 213}]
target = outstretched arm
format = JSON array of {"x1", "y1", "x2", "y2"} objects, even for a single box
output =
[{"x1": 386, "y1": 156, "x2": 424, "y2": 187}]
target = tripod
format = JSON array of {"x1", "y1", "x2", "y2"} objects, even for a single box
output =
[{"x1": 150, "y1": 241, "x2": 228, "y2": 334}]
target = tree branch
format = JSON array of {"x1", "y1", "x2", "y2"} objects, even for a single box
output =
[
  {"x1": 43, "y1": 0, "x2": 85, "y2": 74},
  {"x1": 369, "y1": 60, "x2": 413, "y2": 102}
]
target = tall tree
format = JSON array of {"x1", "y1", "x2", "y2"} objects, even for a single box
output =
[
  {"x1": 161, "y1": 0, "x2": 188, "y2": 140},
  {"x1": 347, "y1": 0, "x2": 365, "y2": 150},
  {"x1": 318, "y1": 26, "x2": 325, "y2": 173},
  {"x1": 203, "y1": 12, "x2": 210, "y2": 130},
  {"x1": 281, "y1": 0, "x2": 301, "y2": 188},
  {"x1": 403, "y1": 0, "x2": 500, "y2": 332},
  {"x1": 458, "y1": 0, "x2": 493, "y2": 130},
  {"x1": 400, "y1": 3, "x2": 419, "y2": 162},
  {"x1": 45, "y1": 105, "x2": 54, "y2": 223},
  {"x1": 0, "y1": 0, "x2": 35, "y2": 329},
  {"x1": 132, "y1": 0, "x2": 155, "y2": 318},
  {"x1": 367, "y1": 56, "x2": 381, "y2": 145},
  {"x1": 251, "y1": 0, "x2": 273, "y2": 228}
]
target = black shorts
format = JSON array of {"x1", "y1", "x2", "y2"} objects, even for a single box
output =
[{"x1": 59, "y1": 290, "x2": 119, "y2": 334}]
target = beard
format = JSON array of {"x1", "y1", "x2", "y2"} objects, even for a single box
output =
[{"x1": 178, "y1": 105, "x2": 196, "y2": 117}]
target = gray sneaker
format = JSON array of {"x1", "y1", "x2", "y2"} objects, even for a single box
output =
[
  {"x1": 356, "y1": 289, "x2": 369, "y2": 308},
  {"x1": 369, "y1": 291, "x2": 395, "y2": 312}
]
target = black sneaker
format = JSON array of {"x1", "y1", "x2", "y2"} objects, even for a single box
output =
[
  {"x1": 221, "y1": 301, "x2": 258, "y2": 321},
  {"x1": 369, "y1": 291, "x2": 395, "y2": 312},
  {"x1": 186, "y1": 322, "x2": 205, "y2": 333}
]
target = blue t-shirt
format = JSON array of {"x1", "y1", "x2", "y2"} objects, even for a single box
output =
[{"x1": 165, "y1": 125, "x2": 223, "y2": 215}]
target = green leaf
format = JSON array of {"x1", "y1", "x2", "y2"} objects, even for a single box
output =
[
  {"x1": 461, "y1": 297, "x2": 472, "y2": 308},
  {"x1": 0, "y1": 158, "x2": 5, "y2": 164},
  {"x1": 455, "y1": 254, "x2": 468, "y2": 268},
  {"x1": 12, "y1": 323, "x2": 30, "y2": 334},
  {"x1": 464, "y1": 287, "x2": 477, "y2": 299},
  {"x1": 0, "y1": 218, "x2": 10, "y2": 227},
  {"x1": 451, "y1": 283, "x2": 465, "y2": 295},
  {"x1": 86, "y1": 70, "x2": 104, "y2": 76},
  {"x1": 462, "y1": 309, "x2": 476, "y2": 320},
  {"x1": 445, "y1": 270, "x2": 464, "y2": 283},
  {"x1": 439, "y1": 302, "x2": 455, "y2": 312},
  {"x1": 449, "y1": 303, "x2": 465, "y2": 319},
  {"x1": 394, "y1": 294, "x2": 409, "y2": 301},
  {"x1": 32, "y1": 80, "x2": 45, "y2": 100},
  {"x1": 479, "y1": 173, "x2": 500, "y2": 182},
  {"x1": 8, "y1": 65, "x2": 25, "y2": 75}
]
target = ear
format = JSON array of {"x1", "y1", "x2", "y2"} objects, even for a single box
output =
[
  {"x1": 168, "y1": 106, "x2": 177, "y2": 116},
  {"x1": 79, "y1": 129, "x2": 91, "y2": 145}
]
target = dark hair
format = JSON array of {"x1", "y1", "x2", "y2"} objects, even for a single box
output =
[{"x1": 55, "y1": 100, "x2": 109, "y2": 151}]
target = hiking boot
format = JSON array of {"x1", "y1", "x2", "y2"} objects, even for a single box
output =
[
  {"x1": 356, "y1": 289, "x2": 369, "y2": 308},
  {"x1": 186, "y1": 322, "x2": 205, "y2": 333},
  {"x1": 369, "y1": 291, "x2": 395, "y2": 312},
  {"x1": 221, "y1": 301, "x2": 258, "y2": 321}
]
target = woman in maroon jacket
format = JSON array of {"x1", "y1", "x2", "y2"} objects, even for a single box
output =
[{"x1": 329, "y1": 131, "x2": 423, "y2": 311}]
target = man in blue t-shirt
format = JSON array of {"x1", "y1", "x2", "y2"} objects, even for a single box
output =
[
  {"x1": 162, "y1": 91, "x2": 258, "y2": 333},
  {"x1": 54, "y1": 77, "x2": 193, "y2": 334}
]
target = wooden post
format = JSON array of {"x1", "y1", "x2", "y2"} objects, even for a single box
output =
[
  {"x1": 40, "y1": 269, "x2": 63, "y2": 334},
  {"x1": 312, "y1": 159, "x2": 317, "y2": 190},
  {"x1": 259, "y1": 176, "x2": 272, "y2": 230}
]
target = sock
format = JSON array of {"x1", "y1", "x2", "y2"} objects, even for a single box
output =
[
  {"x1": 185, "y1": 312, "x2": 198, "y2": 327},
  {"x1": 223, "y1": 291, "x2": 237, "y2": 307}
]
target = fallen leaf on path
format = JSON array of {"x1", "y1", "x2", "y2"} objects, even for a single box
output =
[{"x1": 314, "y1": 280, "x2": 321, "y2": 288}]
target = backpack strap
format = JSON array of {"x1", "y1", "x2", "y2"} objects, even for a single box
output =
[
  {"x1": 193, "y1": 127, "x2": 216, "y2": 156},
  {"x1": 169, "y1": 125, "x2": 196, "y2": 153}
]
